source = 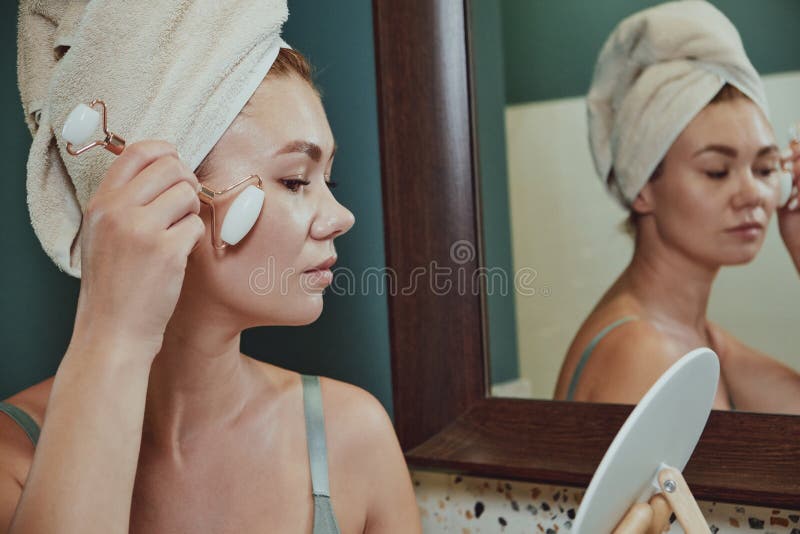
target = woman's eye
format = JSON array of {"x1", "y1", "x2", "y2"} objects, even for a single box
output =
[
  {"x1": 705, "y1": 170, "x2": 728, "y2": 179},
  {"x1": 280, "y1": 178, "x2": 311, "y2": 193},
  {"x1": 755, "y1": 167, "x2": 777, "y2": 178}
]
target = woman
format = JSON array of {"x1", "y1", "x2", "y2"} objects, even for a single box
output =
[
  {"x1": 554, "y1": 1, "x2": 800, "y2": 415},
  {"x1": 1, "y1": 3, "x2": 420, "y2": 533}
]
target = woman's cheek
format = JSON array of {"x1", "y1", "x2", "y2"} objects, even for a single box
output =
[{"x1": 758, "y1": 179, "x2": 780, "y2": 212}]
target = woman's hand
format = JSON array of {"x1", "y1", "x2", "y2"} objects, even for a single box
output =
[
  {"x1": 777, "y1": 139, "x2": 800, "y2": 272},
  {"x1": 612, "y1": 494, "x2": 671, "y2": 534},
  {"x1": 72, "y1": 140, "x2": 204, "y2": 359}
]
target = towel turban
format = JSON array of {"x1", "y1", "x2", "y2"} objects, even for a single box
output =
[
  {"x1": 586, "y1": 0, "x2": 768, "y2": 208},
  {"x1": 18, "y1": 0, "x2": 289, "y2": 278}
]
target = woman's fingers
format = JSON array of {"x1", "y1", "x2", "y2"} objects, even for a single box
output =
[
  {"x1": 165, "y1": 212, "x2": 206, "y2": 258},
  {"x1": 647, "y1": 494, "x2": 672, "y2": 534},
  {"x1": 145, "y1": 179, "x2": 202, "y2": 230},
  {"x1": 125, "y1": 154, "x2": 199, "y2": 206},
  {"x1": 612, "y1": 503, "x2": 654, "y2": 534},
  {"x1": 97, "y1": 140, "x2": 180, "y2": 194}
]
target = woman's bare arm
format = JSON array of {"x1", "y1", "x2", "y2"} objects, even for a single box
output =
[
  {"x1": 5, "y1": 336, "x2": 154, "y2": 534},
  {"x1": 361, "y1": 402, "x2": 421, "y2": 534},
  {"x1": 709, "y1": 322, "x2": 800, "y2": 414},
  {"x1": 5, "y1": 140, "x2": 203, "y2": 534},
  {"x1": 0, "y1": 415, "x2": 30, "y2": 533},
  {"x1": 325, "y1": 380, "x2": 421, "y2": 534}
]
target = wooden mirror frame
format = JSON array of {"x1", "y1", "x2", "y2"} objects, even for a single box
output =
[{"x1": 372, "y1": 0, "x2": 800, "y2": 508}]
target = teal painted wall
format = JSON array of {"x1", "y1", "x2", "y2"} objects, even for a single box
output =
[
  {"x1": 500, "y1": 0, "x2": 800, "y2": 104},
  {"x1": 1, "y1": 2, "x2": 394, "y2": 416},
  {"x1": 470, "y1": 0, "x2": 520, "y2": 385}
]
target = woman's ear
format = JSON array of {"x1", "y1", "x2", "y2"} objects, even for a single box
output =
[{"x1": 631, "y1": 182, "x2": 655, "y2": 216}]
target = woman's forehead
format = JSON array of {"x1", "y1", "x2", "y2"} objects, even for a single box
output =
[
  {"x1": 676, "y1": 99, "x2": 776, "y2": 155},
  {"x1": 218, "y1": 77, "x2": 333, "y2": 156},
  {"x1": 245, "y1": 77, "x2": 332, "y2": 145}
]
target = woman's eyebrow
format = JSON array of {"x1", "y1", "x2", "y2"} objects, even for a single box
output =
[
  {"x1": 274, "y1": 140, "x2": 337, "y2": 162},
  {"x1": 755, "y1": 144, "x2": 779, "y2": 158},
  {"x1": 692, "y1": 144, "x2": 779, "y2": 158},
  {"x1": 693, "y1": 144, "x2": 737, "y2": 158}
]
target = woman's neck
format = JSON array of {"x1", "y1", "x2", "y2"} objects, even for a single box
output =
[
  {"x1": 620, "y1": 228, "x2": 720, "y2": 335},
  {"x1": 140, "y1": 291, "x2": 260, "y2": 459}
]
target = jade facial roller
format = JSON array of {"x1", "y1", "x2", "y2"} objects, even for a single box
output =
[
  {"x1": 777, "y1": 122, "x2": 800, "y2": 208},
  {"x1": 62, "y1": 99, "x2": 265, "y2": 249}
]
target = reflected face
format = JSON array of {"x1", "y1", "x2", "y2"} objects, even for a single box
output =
[
  {"x1": 186, "y1": 74, "x2": 355, "y2": 327},
  {"x1": 639, "y1": 97, "x2": 780, "y2": 266}
]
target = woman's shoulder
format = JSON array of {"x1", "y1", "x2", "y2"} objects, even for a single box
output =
[
  {"x1": 1, "y1": 376, "x2": 53, "y2": 434},
  {"x1": 0, "y1": 376, "x2": 54, "y2": 485},
  {"x1": 246, "y1": 358, "x2": 395, "y2": 454},
  {"x1": 315, "y1": 375, "x2": 419, "y2": 531},
  {"x1": 573, "y1": 316, "x2": 681, "y2": 403},
  {"x1": 315, "y1": 376, "x2": 395, "y2": 454}
]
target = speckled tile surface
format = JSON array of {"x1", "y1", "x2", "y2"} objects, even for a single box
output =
[{"x1": 411, "y1": 470, "x2": 800, "y2": 533}]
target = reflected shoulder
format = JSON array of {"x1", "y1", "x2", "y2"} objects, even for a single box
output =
[{"x1": 583, "y1": 320, "x2": 678, "y2": 404}]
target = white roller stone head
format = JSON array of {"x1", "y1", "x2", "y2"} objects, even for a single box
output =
[
  {"x1": 62, "y1": 103, "x2": 101, "y2": 146},
  {"x1": 220, "y1": 184, "x2": 265, "y2": 245},
  {"x1": 778, "y1": 171, "x2": 793, "y2": 207}
]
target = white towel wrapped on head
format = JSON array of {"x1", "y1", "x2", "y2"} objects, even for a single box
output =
[
  {"x1": 18, "y1": 0, "x2": 289, "y2": 278},
  {"x1": 586, "y1": 0, "x2": 768, "y2": 208}
]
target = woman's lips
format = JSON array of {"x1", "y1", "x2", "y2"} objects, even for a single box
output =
[
  {"x1": 301, "y1": 256, "x2": 336, "y2": 287},
  {"x1": 725, "y1": 222, "x2": 763, "y2": 239},
  {"x1": 301, "y1": 268, "x2": 333, "y2": 286}
]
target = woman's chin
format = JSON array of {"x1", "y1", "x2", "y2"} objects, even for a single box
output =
[
  {"x1": 279, "y1": 298, "x2": 325, "y2": 326},
  {"x1": 720, "y1": 248, "x2": 760, "y2": 266}
]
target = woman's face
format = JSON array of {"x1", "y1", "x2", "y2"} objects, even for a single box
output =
[
  {"x1": 185, "y1": 73, "x2": 355, "y2": 327},
  {"x1": 636, "y1": 97, "x2": 781, "y2": 267}
]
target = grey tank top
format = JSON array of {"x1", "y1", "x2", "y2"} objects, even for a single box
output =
[
  {"x1": 566, "y1": 316, "x2": 639, "y2": 401},
  {"x1": 0, "y1": 373, "x2": 341, "y2": 533}
]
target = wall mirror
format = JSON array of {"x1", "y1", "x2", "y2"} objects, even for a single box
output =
[
  {"x1": 373, "y1": 0, "x2": 799, "y2": 507},
  {"x1": 471, "y1": 1, "x2": 800, "y2": 408}
]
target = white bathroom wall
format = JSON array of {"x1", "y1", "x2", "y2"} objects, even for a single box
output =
[
  {"x1": 503, "y1": 71, "x2": 800, "y2": 400},
  {"x1": 412, "y1": 470, "x2": 800, "y2": 533}
]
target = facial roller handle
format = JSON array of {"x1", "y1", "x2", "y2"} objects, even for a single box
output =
[{"x1": 104, "y1": 132, "x2": 125, "y2": 155}]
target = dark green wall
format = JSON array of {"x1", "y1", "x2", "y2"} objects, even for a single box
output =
[
  {"x1": 1, "y1": 2, "x2": 394, "y2": 416},
  {"x1": 1, "y1": 1, "x2": 82, "y2": 399},
  {"x1": 470, "y1": 1, "x2": 520, "y2": 385},
  {"x1": 501, "y1": 0, "x2": 800, "y2": 104}
]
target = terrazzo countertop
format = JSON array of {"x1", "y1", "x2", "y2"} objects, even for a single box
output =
[{"x1": 411, "y1": 470, "x2": 800, "y2": 533}]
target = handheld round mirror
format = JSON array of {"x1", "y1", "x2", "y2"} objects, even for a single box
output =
[{"x1": 571, "y1": 347, "x2": 719, "y2": 534}]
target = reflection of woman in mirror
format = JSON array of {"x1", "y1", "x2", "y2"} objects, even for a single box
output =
[{"x1": 553, "y1": 1, "x2": 800, "y2": 414}]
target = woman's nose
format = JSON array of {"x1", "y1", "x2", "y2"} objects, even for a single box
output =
[
  {"x1": 731, "y1": 170, "x2": 766, "y2": 210},
  {"x1": 310, "y1": 192, "x2": 355, "y2": 240}
]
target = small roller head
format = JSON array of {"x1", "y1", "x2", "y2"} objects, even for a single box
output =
[
  {"x1": 778, "y1": 170, "x2": 793, "y2": 208},
  {"x1": 220, "y1": 185, "x2": 265, "y2": 245},
  {"x1": 62, "y1": 103, "x2": 101, "y2": 146}
]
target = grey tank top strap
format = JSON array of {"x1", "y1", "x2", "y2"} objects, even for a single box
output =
[
  {"x1": 566, "y1": 316, "x2": 639, "y2": 401},
  {"x1": 0, "y1": 401, "x2": 40, "y2": 446},
  {"x1": 301, "y1": 374, "x2": 341, "y2": 534}
]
